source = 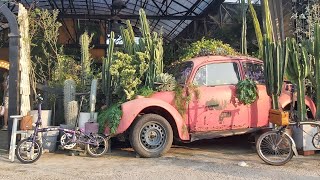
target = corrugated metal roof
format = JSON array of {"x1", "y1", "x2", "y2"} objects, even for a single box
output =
[{"x1": 15, "y1": 0, "x2": 222, "y2": 40}]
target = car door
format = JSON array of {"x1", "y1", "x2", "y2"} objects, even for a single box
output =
[
  {"x1": 242, "y1": 61, "x2": 270, "y2": 127},
  {"x1": 188, "y1": 61, "x2": 250, "y2": 132}
]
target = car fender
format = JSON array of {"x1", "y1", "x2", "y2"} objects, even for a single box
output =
[
  {"x1": 279, "y1": 92, "x2": 316, "y2": 118},
  {"x1": 116, "y1": 97, "x2": 190, "y2": 141}
]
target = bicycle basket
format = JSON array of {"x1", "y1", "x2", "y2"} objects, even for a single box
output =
[{"x1": 269, "y1": 109, "x2": 289, "y2": 126}]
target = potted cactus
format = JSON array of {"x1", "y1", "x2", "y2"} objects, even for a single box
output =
[
  {"x1": 291, "y1": 24, "x2": 320, "y2": 153},
  {"x1": 76, "y1": 32, "x2": 98, "y2": 130},
  {"x1": 63, "y1": 79, "x2": 78, "y2": 128}
]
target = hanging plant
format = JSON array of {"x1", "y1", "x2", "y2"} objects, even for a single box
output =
[
  {"x1": 174, "y1": 84, "x2": 200, "y2": 117},
  {"x1": 236, "y1": 79, "x2": 258, "y2": 105}
]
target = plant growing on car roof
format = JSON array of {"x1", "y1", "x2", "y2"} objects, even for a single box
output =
[{"x1": 179, "y1": 38, "x2": 238, "y2": 61}]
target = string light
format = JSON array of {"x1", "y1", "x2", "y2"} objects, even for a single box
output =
[{"x1": 0, "y1": 60, "x2": 9, "y2": 70}]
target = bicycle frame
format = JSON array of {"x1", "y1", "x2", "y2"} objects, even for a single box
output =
[
  {"x1": 272, "y1": 125, "x2": 299, "y2": 157},
  {"x1": 27, "y1": 94, "x2": 100, "y2": 152}
]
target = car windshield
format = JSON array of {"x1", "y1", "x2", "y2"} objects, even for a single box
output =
[{"x1": 166, "y1": 61, "x2": 194, "y2": 84}]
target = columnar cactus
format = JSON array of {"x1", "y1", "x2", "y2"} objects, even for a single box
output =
[
  {"x1": 116, "y1": 9, "x2": 163, "y2": 90},
  {"x1": 139, "y1": 9, "x2": 164, "y2": 88},
  {"x1": 248, "y1": 0, "x2": 263, "y2": 57},
  {"x1": 102, "y1": 31, "x2": 115, "y2": 107},
  {"x1": 89, "y1": 79, "x2": 97, "y2": 121},
  {"x1": 286, "y1": 38, "x2": 310, "y2": 121},
  {"x1": 80, "y1": 31, "x2": 93, "y2": 87},
  {"x1": 262, "y1": 0, "x2": 274, "y2": 41},
  {"x1": 66, "y1": 101, "x2": 79, "y2": 126},
  {"x1": 313, "y1": 24, "x2": 320, "y2": 119},
  {"x1": 241, "y1": 0, "x2": 247, "y2": 55},
  {"x1": 262, "y1": 36, "x2": 287, "y2": 109},
  {"x1": 120, "y1": 20, "x2": 137, "y2": 55},
  {"x1": 64, "y1": 79, "x2": 76, "y2": 124}
]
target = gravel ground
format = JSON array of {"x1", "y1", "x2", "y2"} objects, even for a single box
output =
[{"x1": 1, "y1": 135, "x2": 320, "y2": 180}]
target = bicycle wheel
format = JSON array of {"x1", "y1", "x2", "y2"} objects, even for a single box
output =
[
  {"x1": 15, "y1": 138, "x2": 42, "y2": 164},
  {"x1": 86, "y1": 134, "x2": 108, "y2": 157},
  {"x1": 60, "y1": 133, "x2": 77, "y2": 150},
  {"x1": 312, "y1": 132, "x2": 320, "y2": 149},
  {"x1": 256, "y1": 131, "x2": 293, "y2": 166}
]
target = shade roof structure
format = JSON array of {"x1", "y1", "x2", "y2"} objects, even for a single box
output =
[{"x1": 11, "y1": 0, "x2": 224, "y2": 41}]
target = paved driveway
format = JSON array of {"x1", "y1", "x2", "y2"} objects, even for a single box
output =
[{"x1": 1, "y1": 135, "x2": 320, "y2": 180}]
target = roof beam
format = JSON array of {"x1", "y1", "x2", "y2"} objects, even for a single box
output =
[{"x1": 59, "y1": 14, "x2": 205, "y2": 20}]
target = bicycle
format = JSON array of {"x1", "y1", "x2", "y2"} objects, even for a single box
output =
[
  {"x1": 256, "y1": 83, "x2": 320, "y2": 166},
  {"x1": 15, "y1": 94, "x2": 108, "y2": 164}
]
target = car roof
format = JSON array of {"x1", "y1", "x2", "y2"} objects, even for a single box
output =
[{"x1": 186, "y1": 55, "x2": 262, "y2": 67}]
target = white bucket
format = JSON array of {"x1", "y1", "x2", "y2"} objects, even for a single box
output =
[
  {"x1": 78, "y1": 112, "x2": 98, "y2": 130},
  {"x1": 30, "y1": 110, "x2": 52, "y2": 128}
]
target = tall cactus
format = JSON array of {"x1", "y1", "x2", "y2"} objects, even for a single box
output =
[
  {"x1": 64, "y1": 79, "x2": 77, "y2": 125},
  {"x1": 120, "y1": 20, "x2": 137, "y2": 55},
  {"x1": 139, "y1": 9, "x2": 164, "y2": 88},
  {"x1": 80, "y1": 31, "x2": 93, "y2": 87},
  {"x1": 102, "y1": 31, "x2": 115, "y2": 107},
  {"x1": 248, "y1": 0, "x2": 263, "y2": 57},
  {"x1": 313, "y1": 24, "x2": 320, "y2": 119},
  {"x1": 89, "y1": 79, "x2": 97, "y2": 121},
  {"x1": 262, "y1": 0, "x2": 274, "y2": 41},
  {"x1": 116, "y1": 9, "x2": 163, "y2": 89},
  {"x1": 240, "y1": 0, "x2": 247, "y2": 55},
  {"x1": 66, "y1": 101, "x2": 79, "y2": 127},
  {"x1": 286, "y1": 38, "x2": 310, "y2": 121},
  {"x1": 262, "y1": 36, "x2": 287, "y2": 109}
]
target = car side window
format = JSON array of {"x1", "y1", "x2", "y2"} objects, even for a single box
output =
[
  {"x1": 243, "y1": 62, "x2": 265, "y2": 84},
  {"x1": 193, "y1": 62, "x2": 240, "y2": 86}
]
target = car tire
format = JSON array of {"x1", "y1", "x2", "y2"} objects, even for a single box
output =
[{"x1": 129, "y1": 114, "x2": 173, "y2": 158}]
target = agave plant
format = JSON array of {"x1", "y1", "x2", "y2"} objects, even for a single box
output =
[{"x1": 155, "y1": 73, "x2": 176, "y2": 91}]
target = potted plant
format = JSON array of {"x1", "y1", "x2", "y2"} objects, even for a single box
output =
[{"x1": 77, "y1": 32, "x2": 99, "y2": 130}]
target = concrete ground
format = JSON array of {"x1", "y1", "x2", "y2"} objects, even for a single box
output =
[{"x1": 0, "y1": 132, "x2": 320, "y2": 180}]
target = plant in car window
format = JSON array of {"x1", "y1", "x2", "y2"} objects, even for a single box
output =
[
  {"x1": 236, "y1": 79, "x2": 259, "y2": 105},
  {"x1": 155, "y1": 73, "x2": 176, "y2": 91}
]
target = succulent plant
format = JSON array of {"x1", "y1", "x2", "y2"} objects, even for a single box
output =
[{"x1": 155, "y1": 73, "x2": 176, "y2": 91}]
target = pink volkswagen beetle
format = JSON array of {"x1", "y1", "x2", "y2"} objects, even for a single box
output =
[{"x1": 105, "y1": 55, "x2": 316, "y2": 158}]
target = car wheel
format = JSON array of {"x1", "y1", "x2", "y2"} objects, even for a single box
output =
[{"x1": 130, "y1": 114, "x2": 173, "y2": 158}]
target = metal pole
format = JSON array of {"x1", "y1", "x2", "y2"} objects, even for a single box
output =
[{"x1": 0, "y1": 2, "x2": 20, "y2": 149}]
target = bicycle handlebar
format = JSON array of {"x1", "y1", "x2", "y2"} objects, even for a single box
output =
[
  {"x1": 36, "y1": 94, "x2": 43, "y2": 102},
  {"x1": 288, "y1": 121, "x2": 320, "y2": 127}
]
